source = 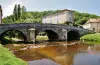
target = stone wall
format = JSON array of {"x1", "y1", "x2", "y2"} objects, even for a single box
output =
[{"x1": 0, "y1": 23, "x2": 89, "y2": 42}]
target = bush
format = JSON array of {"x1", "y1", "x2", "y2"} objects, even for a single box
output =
[
  {"x1": 0, "y1": 44, "x2": 27, "y2": 65},
  {"x1": 81, "y1": 33, "x2": 100, "y2": 42}
]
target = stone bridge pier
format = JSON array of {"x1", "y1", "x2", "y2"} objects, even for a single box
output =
[
  {"x1": 28, "y1": 28, "x2": 36, "y2": 42},
  {"x1": 57, "y1": 29, "x2": 68, "y2": 41}
]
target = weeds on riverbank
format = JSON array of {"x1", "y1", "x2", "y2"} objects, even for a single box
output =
[{"x1": 0, "y1": 44, "x2": 27, "y2": 65}]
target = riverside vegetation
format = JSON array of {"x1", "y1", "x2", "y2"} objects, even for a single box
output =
[
  {"x1": 81, "y1": 33, "x2": 100, "y2": 44},
  {"x1": 0, "y1": 44, "x2": 27, "y2": 65}
]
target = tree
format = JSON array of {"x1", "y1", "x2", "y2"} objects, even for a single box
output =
[
  {"x1": 18, "y1": 4, "x2": 21, "y2": 20},
  {"x1": 21, "y1": 6, "x2": 26, "y2": 19},
  {"x1": 13, "y1": 5, "x2": 18, "y2": 21}
]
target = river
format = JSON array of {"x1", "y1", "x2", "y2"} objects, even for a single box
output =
[{"x1": 4, "y1": 41, "x2": 100, "y2": 65}]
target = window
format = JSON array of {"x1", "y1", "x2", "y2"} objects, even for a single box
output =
[{"x1": 93, "y1": 27, "x2": 95, "y2": 31}]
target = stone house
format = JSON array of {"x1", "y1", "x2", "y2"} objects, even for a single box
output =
[
  {"x1": 0, "y1": 5, "x2": 2, "y2": 24},
  {"x1": 82, "y1": 18, "x2": 100, "y2": 32},
  {"x1": 42, "y1": 9, "x2": 74, "y2": 24}
]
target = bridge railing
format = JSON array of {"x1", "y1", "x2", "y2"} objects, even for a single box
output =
[
  {"x1": 0, "y1": 23, "x2": 86, "y2": 31},
  {"x1": 0, "y1": 23, "x2": 71, "y2": 27}
]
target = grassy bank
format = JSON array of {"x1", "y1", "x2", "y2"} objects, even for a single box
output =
[
  {"x1": 36, "y1": 36, "x2": 48, "y2": 41},
  {"x1": 81, "y1": 33, "x2": 100, "y2": 44},
  {"x1": 0, "y1": 44, "x2": 27, "y2": 65}
]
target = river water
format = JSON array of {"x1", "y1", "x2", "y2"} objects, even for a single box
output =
[{"x1": 4, "y1": 41, "x2": 100, "y2": 65}]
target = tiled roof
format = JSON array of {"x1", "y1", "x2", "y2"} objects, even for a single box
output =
[
  {"x1": 87, "y1": 18, "x2": 100, "y2": 23},
  {"x1": 42, "y1": 9, "x2": 74, "y2": 18}
]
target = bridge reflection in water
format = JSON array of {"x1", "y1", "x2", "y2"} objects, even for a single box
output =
[{"x1": 4, "y1": 41, "x2": 100, "y2": 65}]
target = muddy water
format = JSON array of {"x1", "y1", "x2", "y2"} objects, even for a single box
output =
[{"x1": 4, "y1": 41, "x2": 100, "y2": 65}]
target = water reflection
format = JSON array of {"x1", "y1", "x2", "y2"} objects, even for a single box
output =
[
  {"x1": 28, "y1": 59, "x2": 60, "y2": 65},
  {"x1": 73, "y1": 53, "x2": 100, "y2": 65},
  {"x1": 4, "y1": 41, "x2": 100, "y2": 65}
]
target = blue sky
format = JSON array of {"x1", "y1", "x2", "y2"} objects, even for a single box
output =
[{"x1": 0, "y1": 0, "x2": 100, "y2": 17}]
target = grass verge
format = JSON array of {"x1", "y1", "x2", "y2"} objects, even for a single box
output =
[
  {"x1": 36, "y1": 36, "x2": 48, "y2": 41},
  {"x1": 0, "y1": 44, "x2": 27, "y2": 65},
  {"x1": 81, "y1": 33, "x2": 100, "y2": 44}
]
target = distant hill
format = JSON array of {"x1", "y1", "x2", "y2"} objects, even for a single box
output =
[{"x1": 2, "y1": 10, "x2": 100, "y2": 25}]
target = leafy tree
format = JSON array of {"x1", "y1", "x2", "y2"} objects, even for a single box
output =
[
  {"x1": 18, "y1": 4, "x2": 21, "y2": 20},
  {"x1": 21, "y1": 6, "x2": 26, "y2": 19},
  {"x1": 13, "y1": 5, "x2": 18, "y2": 21},
  {"x1": 74, "y1": 11, "x2": 99, "y2": 25}
]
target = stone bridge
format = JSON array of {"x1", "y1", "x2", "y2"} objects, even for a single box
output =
[{"x1": 0, "y1": 23, "x2": 89, "y2": 42}]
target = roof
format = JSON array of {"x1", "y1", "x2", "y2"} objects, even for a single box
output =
[
  {"x1": 86, "y1": 18, "x2": 100, "y2": 23},
  {"x1": 42, "y1": 9, "x2": 74, "y2": 18},
  {"x1": 58, "y1": 9, "x2": 74, "y2": 12}
]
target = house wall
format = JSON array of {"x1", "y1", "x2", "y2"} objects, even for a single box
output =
[
  {"x1": 91, "y1": 23, "x2": 100, "y2": 32},
  {"x1": 83, "y1": 22, "x2": 100, "y2": 32},
  {"x1": 82, "y1": 23, "x2": 91, "y2": 30},
  {"x1": 42, "y1": 10, "x2": 74, "y2": 24},
  {"x1": 0, "y1": 11, "x2": 2, "y2": 24},
  {"x1": 65, "y1": 11, "x2": 74, "y2": 22}
]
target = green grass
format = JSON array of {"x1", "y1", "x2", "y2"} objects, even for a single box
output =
[
  {"x1": 81, "y1": 33, "x2": 100, "y2": 44},
  {"x1": 0, "y1": 44, "x2": 27, "y2": 65},
  {"x1": 36, "y1": 36, "x2": 48, "y2": 41}
]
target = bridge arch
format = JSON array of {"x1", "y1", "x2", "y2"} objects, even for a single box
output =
[
  {"x1": 36, "y1": 29, "x2": 59, "y2": 41},
  {"x1": 44, "y1": 30, "x2": 59, "y2": 41},
  {"x1": 0, "y1": 29, "x2": 27, "y2": 44},
  {"x1": 67, "y1": 30, "x2": 80, "y2": 41}
]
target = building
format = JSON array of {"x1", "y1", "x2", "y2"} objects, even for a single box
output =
[
  {"x1": 0, "y1": 5, "x2": 2, "y2": 24},
  {"x1": 42, "y1": 9, "x2": 74, "y2": 24},
  {"x1": 82, "y1": 18, "x2": 100, "y2": 32}
]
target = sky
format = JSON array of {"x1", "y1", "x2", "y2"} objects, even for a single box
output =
[{"x1": 0, "y1": 0, "x2": 100, "y2": 17}]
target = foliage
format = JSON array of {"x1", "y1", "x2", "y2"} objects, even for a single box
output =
[
  {"x1": 21, "y1": 6, "x2": 26, "y2": 19},
  {"x1": 13, "y1": 4, "x2": 18, "y2": 21},
  {"x1": 64, "y1": 21, "x2": 73, "y2": 26},
  {"x1": 18, "y1": 4, "x2": 21, "y2": 20},
  {"x1": 1, "y1": 30, "x2": 25, "y2": 44},
  {"x1": 0, "y1": 44, "x2": 27, "y2": 65},
  {"x1": 74, "y1": 12, "x2": 100, "y2": 25},
  {"x1": 81, "y1": 33, "x2": 100, "y2": 43}
]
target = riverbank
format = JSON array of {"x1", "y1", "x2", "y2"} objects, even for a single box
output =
[
  {"x1": 0, "y1": 44, "x2": 27, "y2": 65},
  {"x1": 81, "y1": 33, "x2": 100, "y2": 44}
]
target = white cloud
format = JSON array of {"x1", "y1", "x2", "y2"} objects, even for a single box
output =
[
  {"x1": 3, "y1": 0, "x2": 25, "y2": 17},
  {"x1": 3, "y1": 4, "x2": 14, "y2": 17}
]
